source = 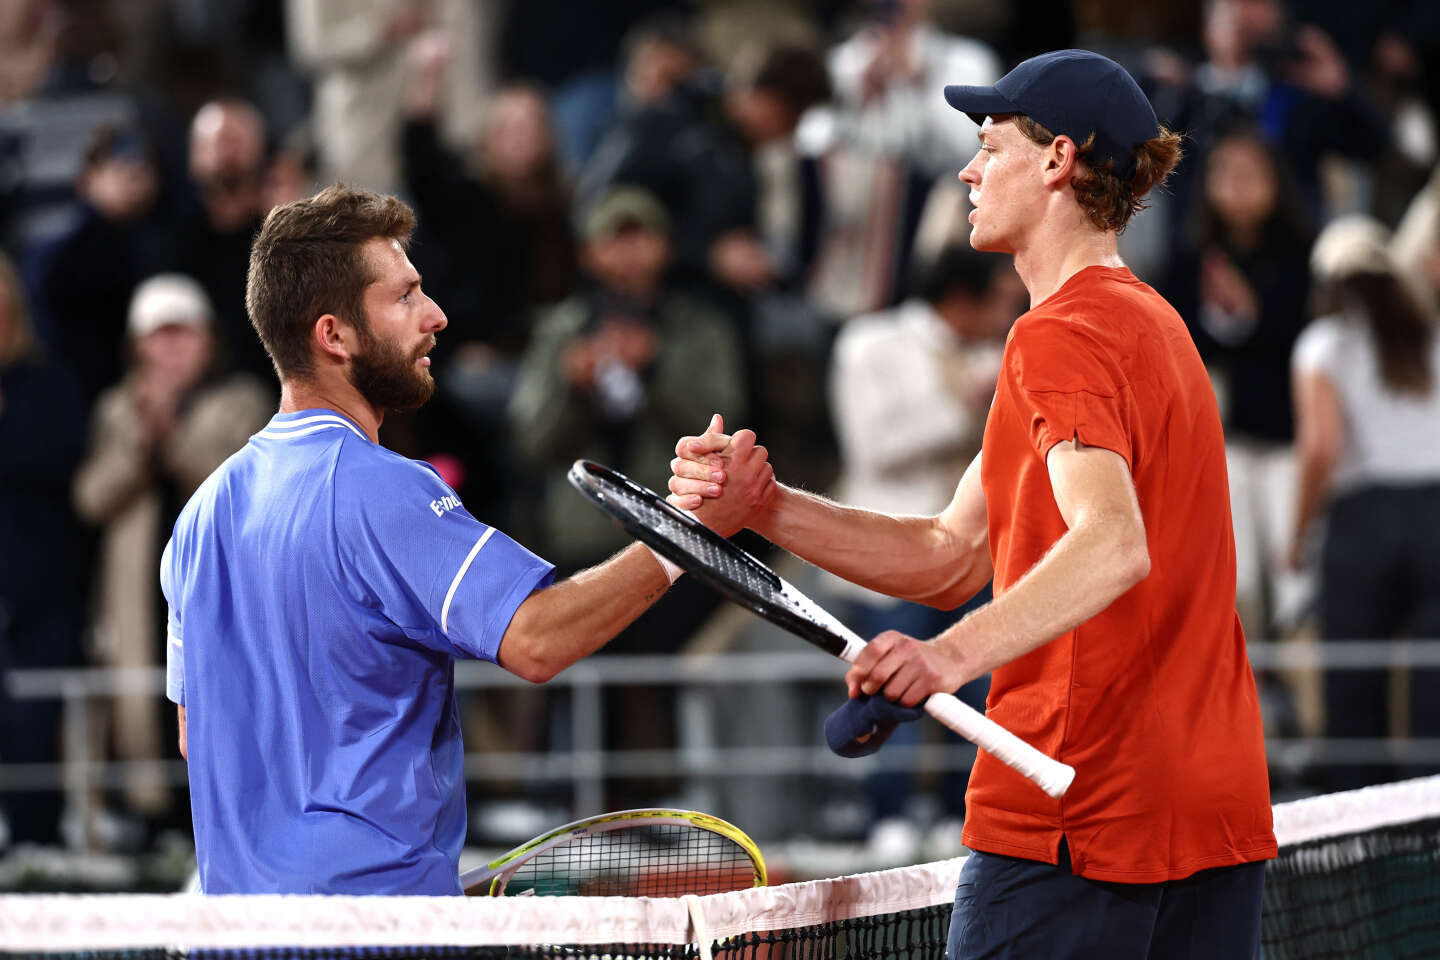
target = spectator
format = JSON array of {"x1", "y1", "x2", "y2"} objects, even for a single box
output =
[
  {"x1": 0, "y1": 0, "x2": 141, "y2": 259},
  {"x1": 814, "y1": 0, "x2": 1002, "y2": 179},
  {"x1": 73, "y1": 274, "x2": 271, "y2": 837},
  {"x1": 620, "y1": 11, "x2": 705, "y2": 110},
  {"x1": 829, "y1": 245, "x2": 1019, "y2": 609},
  {"x1": 403, "y1": 45, "x2": 576, "y2": 356},
  {"x1": 177, "y1": 98, "x2": 275, "y2": 385},
  {"x1": 401, "y1": 48, "x2": 578, "y2": 530},
  {"x1": 827, "y1": 243, "x2": 1024, "y2": 838},
  {"x1": 1392, "y1": 163, "x2": 1440, "y2": 315},
  {"x1": 576, "y1": 43, "x2": 836, "y2": 489},
  {"x1": 1168, "y1": 127, "x2": 1313, "y2": 635},
  {"x1": 511, "y1": 187, "x2": 747, "y2": 570},
  {"x1": 0, "y1": 0, "x2": 57, "y2": 105},
  {"x1": 577, "y1": 43, "x2": 832, "y2": 299},
  {"x1": 1146, "y1": 0, "x2": 1389, "y2": 228},
  {"x1": 498, "y1": 0, "x2": 672, "y2": 170},
  {"x1": 1290, "y1": 215, "x2": 1440, "y2": 789},
  {"x1": 285, "y1": 0, "x2": 426, "y2": 193},
  {"x1": 39, "y1": 125, "x2": 163, "y2": 401},
  {"x1": 261, "y1": 123, "x2": 321, "y2": 214},
  {"x1": 0, "y1": 252, "x2": 88, "y2": 849}
]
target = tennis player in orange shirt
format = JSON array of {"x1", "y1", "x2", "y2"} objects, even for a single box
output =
[{"x1": 668, "y1": 50, "x2": 1276, "y2": 958}]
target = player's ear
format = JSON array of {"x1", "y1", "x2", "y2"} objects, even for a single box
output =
[
  {"x1": 1042, "y1": 135, "x2": 1079, "y2": 187},
  {"x1": 312, "y1": 313, "x2": 355, "y2": 365}
]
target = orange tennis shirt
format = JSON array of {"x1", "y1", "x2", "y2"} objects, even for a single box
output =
[{"x1": 964, "y1": 265, "x2": 1277, "y2": 883}]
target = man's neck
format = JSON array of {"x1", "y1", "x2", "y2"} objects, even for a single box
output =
[
  {"x1": 279, "y1": 376, "x2": 383, "y2": 443},
  {"x1": 1011, "y1": 214, "x2": 1125, "y2": 308}
]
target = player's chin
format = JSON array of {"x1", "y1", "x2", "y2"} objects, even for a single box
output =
[
  {"x1": 386, "y1": 374, "x2": 437, "y2": 412},
  {"x1": 967, "y1": 226, "x2": 999, "y2": 253}
]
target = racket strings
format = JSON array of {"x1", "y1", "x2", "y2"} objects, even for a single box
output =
[
  {"x1": 503, "y1": 824, "x2": 758, "y2": 897},
  {"x1": 612, "y1": 486, "x2": 782, "y2": 596},
  {"x1": 585, "y1": 463, "x2": 848, "y2": 653}
]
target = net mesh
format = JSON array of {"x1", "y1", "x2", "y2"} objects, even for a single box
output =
[{"x1": 4, "y1": 777, "x2": 1437, "y2": 960}]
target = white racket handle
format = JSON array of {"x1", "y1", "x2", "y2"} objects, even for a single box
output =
[
  {"x1": 833, "y1": 629, "x2": 1075, "y2": 799},
  {"x1": 921, "y1": 691, "x2": 1074, "y2": 798}
]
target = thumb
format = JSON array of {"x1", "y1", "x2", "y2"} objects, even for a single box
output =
[{"x1": 707, "y1": 412, "x2": 724, "y2": 435}]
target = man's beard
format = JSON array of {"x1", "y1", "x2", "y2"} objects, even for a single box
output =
[{"x1": 349, "y1": 326, "x2": 436, "y2": 412}]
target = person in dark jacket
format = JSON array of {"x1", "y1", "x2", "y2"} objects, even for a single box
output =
[
  {"x1": 174, "y1": 99, "x2": 273, "y2": 385},
  {"x1": 402, "y1": 52, "x2": 576, "y2": 357},
  {"x1": 1167, "y1": 127, "x2": 1314, "y2": 636},
  {"x1": 0, "y1": 251, "x2": 88, "y2": 848},
  {"x1": 39, "y1": 125, "x2": 164, "y2": 402},
  {"x1": 575, "y1": 45, "x2": 831, "y2": 299}
]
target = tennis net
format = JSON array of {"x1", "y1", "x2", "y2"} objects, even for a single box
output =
[{"x1": 3, "y1": 775, "x2": 1437, "y2": 959}]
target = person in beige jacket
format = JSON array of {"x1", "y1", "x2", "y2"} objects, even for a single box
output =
[{"x1": 73, "y1": 274, "x2": 271, "y2": 837}]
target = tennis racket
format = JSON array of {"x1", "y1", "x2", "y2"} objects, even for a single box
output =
[
  {"x1": 461, "y1": 808, "x2": 765, "y2": 897},
  {"x1": 568, "y1": 459, "x2": 1076, "y2": 799}
]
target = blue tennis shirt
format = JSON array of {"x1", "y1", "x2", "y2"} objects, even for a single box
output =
[{"x1": 163, "y1": 410, "x2": 554, "y2": 894}]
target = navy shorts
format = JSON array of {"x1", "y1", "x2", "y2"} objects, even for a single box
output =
[{"x1": 948, "y1": 840, "x2": 1266, "y2": 960}]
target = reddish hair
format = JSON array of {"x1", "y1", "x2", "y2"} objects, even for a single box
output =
[{"x1": 1010, "y1": 115, "x2": 1183, "y2": 233}]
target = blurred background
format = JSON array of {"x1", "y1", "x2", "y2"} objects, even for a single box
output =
[{"x1": 2, "y1": 0, "x2": 1439, "y2": 891}]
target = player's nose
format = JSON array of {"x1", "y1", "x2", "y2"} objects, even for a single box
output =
[
  {"x1": 425, "y1": 295, "x2": 448, "y2": 332},
  {"x1": 959, "y1": 152, "x2": 982, "y2": 186}
]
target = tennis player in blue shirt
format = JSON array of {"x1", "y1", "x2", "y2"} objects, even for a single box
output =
[{"x1": 162, "y1": 185, "x2": 687, "y2": 894}]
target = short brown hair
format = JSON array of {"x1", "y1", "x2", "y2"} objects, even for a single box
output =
[
  {"x1": 1010, "y1": 115, "x2": 1182, "y2": 233},
  {"x1": 245, "y1": 184, "x2": 415, "y2": 380}
]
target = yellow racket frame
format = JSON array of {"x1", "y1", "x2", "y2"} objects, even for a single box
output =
[{"x1": 461, "y1": 808, "x2": 766, "y2": 896}]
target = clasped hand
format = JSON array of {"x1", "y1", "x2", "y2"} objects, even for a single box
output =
[{"x1": 666, "y1": 413, "x2": 777, "y2": 537}]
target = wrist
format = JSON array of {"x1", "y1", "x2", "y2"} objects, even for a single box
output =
[
  {"x1": 929, "y1": 620, "x2": 978, "y2": 691},
  {"x1": 748, "y1": 482, "x2": 788, "y2": 539},
  {"x1": 644, "y1": 544, "x2": 684, "y2": 584}
]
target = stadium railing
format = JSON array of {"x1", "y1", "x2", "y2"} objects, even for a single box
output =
[{"x1": 6, "y1": 641, "x2": 1440, "y2": 849}]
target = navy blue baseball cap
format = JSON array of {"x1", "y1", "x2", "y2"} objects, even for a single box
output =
[{"x1": 944, "y1": 49, "x2": 1158, "y2": 179}]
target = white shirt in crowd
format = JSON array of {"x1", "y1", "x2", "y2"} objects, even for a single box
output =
[
  {"x1": 828, "y1": 298, "x2": 1002, "y2": 604},
  {"x1": 1292, "y1": 313, "x2": 1440, "y2": 494},
  {"x1": 802, "y1": 24, "x2": 1002, "y2": 178}
]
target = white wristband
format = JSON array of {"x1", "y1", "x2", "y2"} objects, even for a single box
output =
[{"x1": 645, "y1": 545, "x2": 685, "y2": 584}]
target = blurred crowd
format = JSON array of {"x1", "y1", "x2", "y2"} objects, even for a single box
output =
[{"x1": 2, "y1": 0, "x2": 1439, "y2": 856}]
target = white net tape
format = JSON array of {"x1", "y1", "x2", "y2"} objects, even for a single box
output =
[{"x1": 0, "y1": 857, "x2": 965, "y2": 951}]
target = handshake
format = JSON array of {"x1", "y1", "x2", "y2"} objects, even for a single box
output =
[
  {"x1": 665, "y1": 413, "x2": 778, "y2": 536},
  {"x1": 664, "y1": 412, "x2": 956, "y2": 763}
]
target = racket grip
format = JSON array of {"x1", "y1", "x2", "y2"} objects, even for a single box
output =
[{"x1": 923, "y1": 692, "x2": 1075, "y2": 798}]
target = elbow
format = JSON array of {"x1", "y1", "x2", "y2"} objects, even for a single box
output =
[
  {"x1": 509, "y1": 649, "x2": 563, "y2": 685},
  {"x1": 1118, "y1": 532, "x2": 1151, "y2": 591},
  {"x1": 498, "y1": 632, "x2": 564, "y2": 685},
  {"x1": 923, "y1": 568, "x2": 984, "y2": 611},
  {"x1": 917, "y1": 526, "x2": 991, "y2": 610},
  {"x1": 519, "y1": 658, "x2": 562, "y2": 685}
]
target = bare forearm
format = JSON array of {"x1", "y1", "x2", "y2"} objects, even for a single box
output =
[
  {"x1": 1291, "y1": 453, "x2": 1333, "y2": 557},
  {"x1": 499, "y1": 543, "x2": 671, "y2": 682},
  {"x1": 754, "y1": 485, "x2": 986, "y2": 608},
  {"x1": 937, "y1": 517, "x2": 1149, "y2": 687}
]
